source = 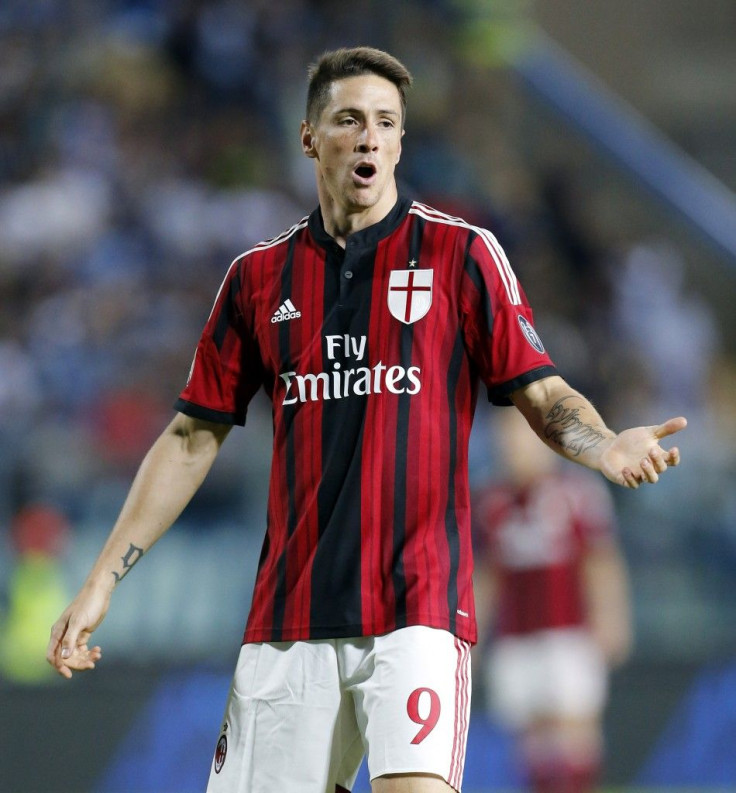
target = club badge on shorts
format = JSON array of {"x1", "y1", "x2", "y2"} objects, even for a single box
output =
[
  {"x1": 214, "y1": 724, "x2": 228, "y2": 773},
  {"x1": 388, "y1": 269, "x2": 433, "y2": 324}
]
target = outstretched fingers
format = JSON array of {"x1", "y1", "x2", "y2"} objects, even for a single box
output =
[
  {"x1": 641, "y1": 448, "x2": 667, "y2": 484},
  {"x1": 639, "y1": 417, "x2": 686, "y2": 484},
  {"x1": 653, "y1": 416, "x2": 688, "y2": 440},
  {"x1": 620, "y1": 467, "x2": 640, "y2": 489},
  {"x1": 605, "y1": 417, "x2": 686, "y2": 489},
  {"x1": 663, "y1": 445, "x2": 681, "y2": 467}
]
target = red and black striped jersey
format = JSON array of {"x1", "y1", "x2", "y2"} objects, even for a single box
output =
[
  {"x1": 176, "y1": 197, "x2": 556, "y2": 644},
  {"x1": 473, "y1": 471, "x2": 616, "y2": 635}
]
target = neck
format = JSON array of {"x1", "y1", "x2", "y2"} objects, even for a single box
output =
[{"x1": 318, "y1": 183, "x2": 398, "y2": 248}]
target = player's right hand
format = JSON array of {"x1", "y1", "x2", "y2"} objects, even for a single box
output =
[{"x1": 46, "y1": 587, "x2": 110, "y2": 678}]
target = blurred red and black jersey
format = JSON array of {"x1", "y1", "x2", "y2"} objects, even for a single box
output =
[
  {"x1": 473, "y1": 471, "x2": 616, "y2": 635},
  {"x1": 176, "y1": 197, "x2": 556, "y2": 644}
]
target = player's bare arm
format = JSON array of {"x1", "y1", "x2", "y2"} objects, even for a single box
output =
[
  {"x1": 511, "y1": 375, "x2": 686, "y2": 488},
  {"x1": 582, "y1": 543, "x2": 633, "y2": 667},
  {"x1": 46, "y1": 414, "x2": 231, "y2": 678},
  {"x1": 541, "y1": 394, "x2": 611, "y2": 456}
]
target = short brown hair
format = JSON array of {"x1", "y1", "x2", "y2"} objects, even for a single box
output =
[{"x1": 306, "y1": 46, "x2": 413, "y2": 125}]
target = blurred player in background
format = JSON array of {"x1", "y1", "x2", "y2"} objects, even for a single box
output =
[
  {"x1": 474, "y1": 409, "x2": 633, "y2": 793},
  {"x1": 47, "y1": 46, "x2": 683, "y2": 793}
]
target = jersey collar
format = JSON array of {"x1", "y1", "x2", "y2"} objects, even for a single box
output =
[{"x1": 308, "y1": 196, "x2": 413, "y2": 251}]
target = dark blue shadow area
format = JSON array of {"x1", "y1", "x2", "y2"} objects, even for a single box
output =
[
  {"x1": 636, "y1": 660, "x2": 736, "y2": 787},
  {"x1": 96, "y1": 667, "x2": 231, "y2": 793}
]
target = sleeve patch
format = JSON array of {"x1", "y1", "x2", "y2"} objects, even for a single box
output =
[{"x1": 517, "y1": 314, "x2": 546, "y2": 354}]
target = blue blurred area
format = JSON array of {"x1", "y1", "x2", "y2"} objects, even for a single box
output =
[
  {"x1": 637, "y1": 662, "x2": 736, "y2": 787},
  {"x1": 96, "y1": 667, "x2": 228, "y2": 793}
]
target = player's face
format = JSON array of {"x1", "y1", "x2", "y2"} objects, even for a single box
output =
[{"x1": 301, "y1": 74, "x2": 404, "y2": 219}]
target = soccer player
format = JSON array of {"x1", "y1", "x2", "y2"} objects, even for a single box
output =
[
  {"x1": 47, "y1": 47, "x2": 685, "y2": 793},
  {"x1": 473, "y1": 409, "x2": 633, "y2": 793}
]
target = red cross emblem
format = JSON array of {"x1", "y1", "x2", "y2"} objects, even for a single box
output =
[{"x1": 388, "y1": 269, "x2": 433, "y2": 324}]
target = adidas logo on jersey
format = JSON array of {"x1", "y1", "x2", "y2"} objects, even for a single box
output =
[{"x1": 271, "y1": 299, "x2": 301, "y2": 323}]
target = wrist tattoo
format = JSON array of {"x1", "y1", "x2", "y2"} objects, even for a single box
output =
[
  {"x1": 544, "y1": 396, "x2": 607, "y2": 457},
  {"x1": 111, "y1": 542, "x2": 144, "y2": 583}
]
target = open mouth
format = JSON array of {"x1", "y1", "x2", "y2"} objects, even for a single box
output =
[{"x1": 354, "y1": 163, "x2": 377, "y2": 181}]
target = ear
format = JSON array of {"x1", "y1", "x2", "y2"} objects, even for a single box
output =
[{"x1": 301, "y1": 120, "x2": 318, "y2": 159}]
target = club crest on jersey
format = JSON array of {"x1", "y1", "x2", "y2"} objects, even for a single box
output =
[
  {"x1": 517, "y1": 314, "x2": 545, "y2": 354},
  {"x1": 388, "y1": 269, "x2": 433, "y2": 324}
]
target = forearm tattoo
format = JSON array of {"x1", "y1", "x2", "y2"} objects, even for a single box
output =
[
  {"x1": 111, "y1": 542, "x2": 144, "y2": 583},
  {"x1": 543, "y1": 396, "x2": 608, "y2": 457}
]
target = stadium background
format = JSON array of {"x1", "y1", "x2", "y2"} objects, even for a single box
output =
[{"x1": 1, "y1": 1, "x2": 735, "y2": 791}]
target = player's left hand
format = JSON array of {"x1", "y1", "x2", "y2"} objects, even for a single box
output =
[
  {"x1": 598, "y1": 416, "x2": 687, "y2": 488},
  {"x1": 54, "y1": 638, "x2": 102, "y2": 678},
  {"x1": 47, "y1": 585, "x2": 110, "y2": 679},
  {"x1": 47, "y1": 616, "x2": 103, "y2": 679}
]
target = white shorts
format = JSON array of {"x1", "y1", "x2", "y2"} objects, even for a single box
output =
[
  {"x1": 206, "y1": 626, "x2": 471, "y2": 793},
  {"x1": 484, "y1": 628, "x2": 607, "y2": 729}
]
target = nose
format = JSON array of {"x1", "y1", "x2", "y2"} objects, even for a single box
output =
[{"x1": 356, "y1": 123, "x2": 379, "y2": 152}]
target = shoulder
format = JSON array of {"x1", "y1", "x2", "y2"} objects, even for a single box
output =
[
  {"x1": 408, "y1": 200, "x2": 475, "y2": 234},
  {"x1": 210, "y1": 216, "x2": 310, "y2": 299},
  {"x1": 408, "y1": 200, "x2": 501, "y2": 244},
  {"x1": 233, "y1": 215, "x2": 311, "y2": 267},
  {"x1": 409, "y1": 200, "x2": 512, "y2": 281}
]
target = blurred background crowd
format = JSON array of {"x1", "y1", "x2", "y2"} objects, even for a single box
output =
[{"x1": 1, "y1": 1, "x2": 735, "y2": 791}]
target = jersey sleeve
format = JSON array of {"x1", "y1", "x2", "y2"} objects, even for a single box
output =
[
  {"x1": 460, "y1": 231, "x2": 557, "y2": 405},
  {"x1": 174, "y1": 257, "x2": 265, "y2": 425}
]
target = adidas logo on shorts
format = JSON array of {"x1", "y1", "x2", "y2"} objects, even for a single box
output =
[{"x1": 271, "y1": 299, "x2": 302, "y2": 323}]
